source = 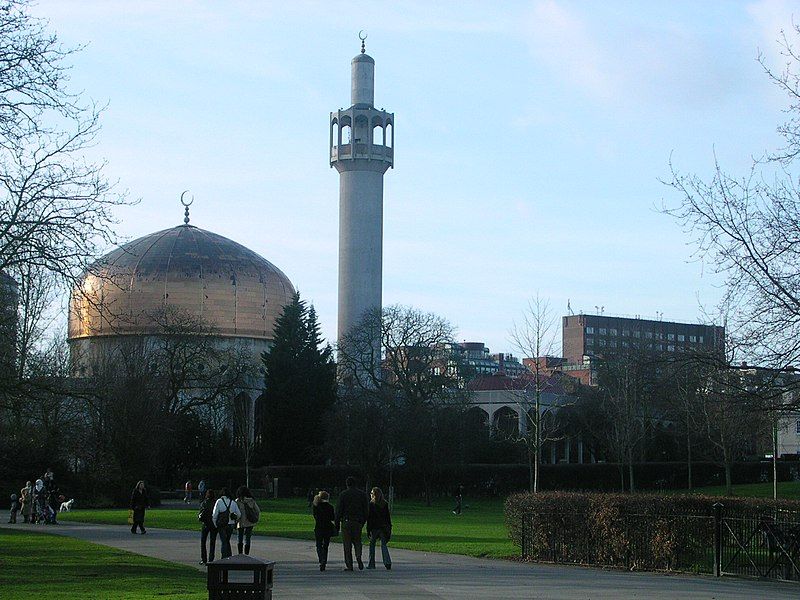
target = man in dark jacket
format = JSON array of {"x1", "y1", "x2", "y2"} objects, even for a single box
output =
[{"x1": 335, "y1": 476, "x2": 369, "y2": 570}]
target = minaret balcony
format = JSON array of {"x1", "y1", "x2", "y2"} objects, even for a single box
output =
[{"x1": 330, "y1": 143, "x2": 393, "y2": 163}]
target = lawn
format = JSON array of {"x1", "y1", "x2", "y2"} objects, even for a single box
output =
[
  {"x1": 668, "y1": 481, "x2": 800, "y2": 500},
  {"x1": 60, "y1": 496, "x2": 516, "y2": 559},
  {"x1": 0, "y1": 528, "x2": 206, "y2": 599}
]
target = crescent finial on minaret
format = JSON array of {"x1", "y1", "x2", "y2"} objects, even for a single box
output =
[
  {"x1": 180, "y1": 190, "x2": 194, "y2": 224},
  {"x1": 359, "y1": 30, "x2": 367, "y2": 54}
]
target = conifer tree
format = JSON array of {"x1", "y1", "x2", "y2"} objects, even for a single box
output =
[{"x1": 260, "y1": 292, "x2": 336, "y2": 464}]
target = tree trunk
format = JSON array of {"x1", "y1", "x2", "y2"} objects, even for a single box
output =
[
  {"x1": 627, "y1": 447, "x2": 635, "y2": 493},
  {"x1": 533, "y1": 392, "x2": 541, "y2": 493},
  {"x1": 723, "y1": 449, "x2": 733, "y2": 496},
  {"x1": 773, "y1": 419, "x2": 778, "y2": 501},
  {"x1": 686, "y1": 426, "x2": 693, "y2": 491},
  {"x1": 528, "y1": 445, "x2": 535, "y2": 493}
]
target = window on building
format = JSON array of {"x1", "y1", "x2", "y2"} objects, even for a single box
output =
[
  {"x1": 678, "y1": 334, "x2": 685, "y2": 342},
  {"x1": 668, "y1": 345, "x2": 675, "y2": 352},
  {"x1": 609, "y1": 340, "x2": 617, "y2": 348},
  {"x1": 796, "y1": 419, "x2": 800, "y2": 436},
  {"x1": 610, "y1": 328, "x2": 618, "y2": 336},
  {"x1": 585, "y1": 326, "x2": 594, "y2": 334},
  {"x1": 622, "y1": 330, "x2": 630, "y2": 337},
  {"x1": 658, "y1": 344, "x2": 665, "y2": 351},
  {"x1": 689, "y1": 335, "x2": 697, "y2": 343},
  {"x1": 622, "y1": 341, "x2": 629, "y2": 347},
  {"x1": 656, "y1": 333, "x2": 664, "y2": 340},
  {"x1": 699, "y1": 336, "x2": 704, "y2": 343},
  {"x1": 667, "y1": 333, "x2": 675, "y2": 341},
  {"x1": 645, "y1": 332, "x2": 653, "y2": 339},
  {"x1": 586, "y1": 337, "x2": 594, "y2": 346},
  {"x1": 599, "y1": 328, "x2": 607, "y2": 335},
  {"x1": 599, "y1": 339, "x2": 606, "y2": 347},
  {"x1": 633, "y1": 331, "x2": 641, "y2": 338}
]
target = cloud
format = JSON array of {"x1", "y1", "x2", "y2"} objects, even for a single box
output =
[
  {"x1": 747, "y1": 0, "x2": 799, "y2": 59},
  {"x1": 522, "y1": 1, "x2": 744, "y2": 110}
]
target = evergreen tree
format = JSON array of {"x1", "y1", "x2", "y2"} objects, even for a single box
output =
[{"x1": 260, "y1": 292, "x2": 336, "y2": 464}]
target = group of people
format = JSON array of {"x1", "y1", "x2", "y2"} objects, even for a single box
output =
[
  {"x1": 314, "y1": 476, "x2": 393, "y2": 572},
  {"x1": 197, "y1": 485, "x2": 261, "y2": 563},
  {"x1": 127, "y1": 476, "x2": 393, "y2": 571},
  {"x1": 9, "y1": 469, "x2": 61, "y2": 525}
]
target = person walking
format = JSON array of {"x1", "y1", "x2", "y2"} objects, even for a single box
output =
[
  {"x1": 198, "y1": 489, "x2": 217, "y2": 565},
  {"x1": 366, "y1": 487, "x2": 392, "y2": 570},
  {"x1": 198, "y1": 479, "x2": 207, "y2": 501},
  {"x1": 212, "y1": 487, "x2": 241, "y2": 559},
  {"x1": 312, "y1": 490, "x2": 336, "y2": 571},
  {"x1": 33, "y1": 479, "x2": 47, "y2": 524},
  {"x1": 452, "y1": 484, "x2": 464, "y2": 516},
  {"x1": 130, "y1": 481, "x2": 149, "y2": 534},
  {"x1": 235, "y1": 486, "x2": 260, "y2": 555},
  {"x1": 335, "y1": 476, "x2": 369, "y2": 571},
  {"x1": 184, "y1": 480, "x2": 193, "y2": 504},
  {"x1": 20, "y1": 481, "x2": 33, "y2": 523},
  {"x1": 8, "y1": 493, "x2": 19, "y2": 523}
]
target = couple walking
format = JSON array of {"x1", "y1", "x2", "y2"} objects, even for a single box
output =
[{"x1": 313, "y1": 476, "x2": 392, "y2": 571}]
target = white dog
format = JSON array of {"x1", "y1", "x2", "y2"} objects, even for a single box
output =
[{"x1": 59, "y1": 499, "x2": 75, "y2": 512}]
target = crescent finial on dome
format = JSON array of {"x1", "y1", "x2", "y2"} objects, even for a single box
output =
[{"x1": 180, "y1": 190, "x2": 194, "y2": 225}]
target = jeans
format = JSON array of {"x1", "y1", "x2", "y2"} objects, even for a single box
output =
[
  {"x1": 368, "y1": 528, "x2": 391, "y2": 568},
  {"x1": 237, "y1": 526, "x2": 253, "y2": 554},
  {"x1": 201, "y1": 525, "x2": 217, "y2": 563},
  {"x1": 341, "y1": 520, "x2": 363, "y2": 569},
  {"x1": 218, "y1": 524, "x2": 233, "y2": 558},
  {"x1": 315, "y1": 530, "x2": 332, "y2": 565},
  {"x1": 131, "y1": 509, "x2": 146, "y2": 533}
]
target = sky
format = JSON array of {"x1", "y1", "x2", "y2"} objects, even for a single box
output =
[{"x1": 32, "y1": 0, "x2": 800, "y2": 354}]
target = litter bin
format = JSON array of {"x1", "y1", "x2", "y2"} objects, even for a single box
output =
[{"x1": 207, "y1": 554, "x2": 275, "y2": 599}]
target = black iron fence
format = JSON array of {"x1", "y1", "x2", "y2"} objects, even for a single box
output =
[{"x1": 521, "y1": 503, "x2": 800, "y2": 582}]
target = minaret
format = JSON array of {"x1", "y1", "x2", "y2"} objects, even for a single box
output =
[{"x1": 331, "y1": 35, "x2": 394, "y2": 344}]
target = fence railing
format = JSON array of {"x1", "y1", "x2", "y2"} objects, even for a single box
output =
[{"x1": 521, "y1": 503, "x2": 800, "y2": 582}]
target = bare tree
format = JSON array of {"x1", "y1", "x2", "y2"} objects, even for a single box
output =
[
  {"x1": 337, "y1": 305, "x2": 472, "y2": 504},
  {"x1": 665, "y1": 22, "x2": 800, "y2": 393},
  {"x1": 0, "y1": 1, "x2": 128, "y2": 285},
  {"x1": 509, "y1": 295, "x2": 565, "y2": 493}
]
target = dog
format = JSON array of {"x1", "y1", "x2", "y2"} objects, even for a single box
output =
[{"x1": 59, "y1": 499, "x2": 75, "y2": 512}]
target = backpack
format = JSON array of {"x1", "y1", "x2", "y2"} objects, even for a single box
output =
[
  {"x1": 243, "y1": 499, "x2": 259, "y2": 524},
  {"x1": 198, "y1": 501, "x2": 212, "y2": 525},
  {"x1": 215, "y1": 498, "x2": 234, "y2": 528}
]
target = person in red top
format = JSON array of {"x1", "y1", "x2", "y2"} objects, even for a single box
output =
[{"x1": 184, "y1": 480, "x2": 193, "y2": 504}]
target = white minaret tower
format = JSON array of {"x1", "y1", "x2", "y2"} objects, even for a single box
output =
[{"x1": 331, "y1": 34, "x2": 394, "y2": 344}]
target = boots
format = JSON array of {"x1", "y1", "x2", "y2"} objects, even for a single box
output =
[
  {"x1": 244, "y1": 543, "x2": 250, "y2": 555},
  {"x1": 237, "y1": 543, "x2": 243, "y2": 554}
]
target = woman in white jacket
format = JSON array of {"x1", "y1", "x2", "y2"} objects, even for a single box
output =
[
  {"x1": 212, "y1": 487, "x2": 241, "y2": 558},
  {"x1": 235, "y1": 486, "x2": 261, "y2": 555}
]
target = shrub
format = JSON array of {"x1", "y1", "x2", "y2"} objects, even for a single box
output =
[{"x1": 505, "y1": 491, "x2": 800, "y2": 571}]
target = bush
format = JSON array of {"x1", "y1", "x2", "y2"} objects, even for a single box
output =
[{"x1": 505, "y1": 491, "x2": 800, "y2": 571}]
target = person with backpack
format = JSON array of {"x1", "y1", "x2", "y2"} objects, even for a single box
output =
[
  {"x1": 198, "y1": 489, "x2": 217, "y2": 565},
  {"x1": 211, "y1": 487, "x2": 240, "y2": 558},
  {"x1": 235, "y1": 486, "x2": 261, "y2": 555}
]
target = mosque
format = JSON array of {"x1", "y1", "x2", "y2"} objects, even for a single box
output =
[{"x1": 67, "y1": 37, "x2": 393, "y2": 415}]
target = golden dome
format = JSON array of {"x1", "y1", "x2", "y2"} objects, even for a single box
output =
[{"x1": 68, "y1": 224, "x2": 295, "y2": 341}]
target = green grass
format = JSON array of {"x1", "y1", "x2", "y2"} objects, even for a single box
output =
[
  {"x1": 0, "y1": 528, "x2": 206, "y2": 599},
  {"x1": 666, "y1": 481, "x2": 800, "y2": 500},
  {"x1": 60, "y1": 497, "x2": 516, "y2": 558}
]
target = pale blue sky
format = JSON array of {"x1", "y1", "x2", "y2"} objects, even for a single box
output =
[{"x1": 34, "y1": 0, "x2": 799, "y2": 353}]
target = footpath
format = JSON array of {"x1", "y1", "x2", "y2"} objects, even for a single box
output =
[{"x1": 3, "y1": 521, "x2": 799, "y2": 599}]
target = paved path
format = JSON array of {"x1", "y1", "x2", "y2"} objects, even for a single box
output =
[{"x1": 3, "y1": 521, "x2": 798, "y2": 599}]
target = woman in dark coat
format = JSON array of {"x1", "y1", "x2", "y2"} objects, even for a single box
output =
[
  {"x1": 198, "y1": 489, "x2": 217, "y2": 564},
  {"x1": 312, "y1": 490, "x2": 336, "y2": 571},
  {"x1": 366, "y1": 487, "x2": 392, "y2": 569},
  {"x1": 130, "y1": 480, "x2": 149, "y2": 534}
]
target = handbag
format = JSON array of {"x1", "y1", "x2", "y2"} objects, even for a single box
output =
[{"x1": 127, "y1": 509, "x2": 134, "y2": 525}]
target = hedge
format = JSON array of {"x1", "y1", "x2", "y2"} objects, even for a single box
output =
[{"x1": 505, "y1": 491, "x2": 800, "y2": 572}]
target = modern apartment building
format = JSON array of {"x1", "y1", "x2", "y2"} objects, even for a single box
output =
[{"x1": 562, "y1": 313, "x2": 725, "y2": 366}]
